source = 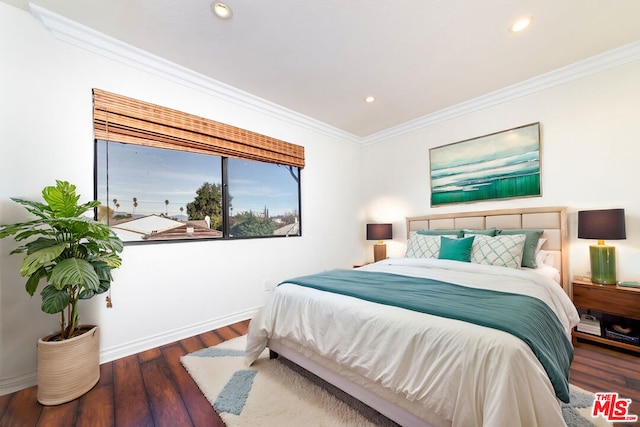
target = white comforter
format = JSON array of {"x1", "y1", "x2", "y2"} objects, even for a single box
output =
[{"x1": 246, "y1": 258, "x2": 580, "y2": 427}]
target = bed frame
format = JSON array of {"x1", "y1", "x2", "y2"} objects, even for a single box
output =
[{"x1": 269, "y1": 206, "x2": 570, "y2": 426}]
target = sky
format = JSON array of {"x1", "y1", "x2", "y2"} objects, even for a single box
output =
[{"x1": 96, "y1": 141, "x2": 300, "y2": 217}]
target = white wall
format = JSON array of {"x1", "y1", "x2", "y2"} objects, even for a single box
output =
[
  {"x1": 361, "y1": 59, "x2": 640, "y2": 281},
  {"x1": 0, "y1": 3, "x2": 362, "y2": 394}
]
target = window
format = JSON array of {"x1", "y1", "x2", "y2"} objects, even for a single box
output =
[
  {"x1": 93, "y1": 89, "x2": 303, "y2": 243},
  {"x1": 227, "y1": 158, "x2": 300, "y2": 238}
]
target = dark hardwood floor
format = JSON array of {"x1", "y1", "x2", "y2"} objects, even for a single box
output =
[
  {"x1": 0, "y1": 321, "x2": 249, "y2": 427},
  {"x1": 571, "y1": 338, "x2": 640, "y2": 427},
  {"x1": 0, "y1": 321, "x2": 638, "y2": 427}
]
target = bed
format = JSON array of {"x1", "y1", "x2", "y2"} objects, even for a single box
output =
[{"x1": 246, "y1": 207, "x2": 580, "y2": 427}]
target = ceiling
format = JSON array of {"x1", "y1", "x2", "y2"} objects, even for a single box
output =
[{"x1": 4, "y1": 0, "x2": 640, "y2": 138}]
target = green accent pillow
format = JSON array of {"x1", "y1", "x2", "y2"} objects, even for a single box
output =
[
  {"x1": 497, "y1": 229, "x2": 544, "y2": 268},
  {"x1": 438, "y1": 236, "x2": 475, "y2": 262},
  {"x1": 462, "y1": 227, "x2": 497, "y2": 236},
  {"x1": 417, "y1": 229, "x2": 463, "y2": 238}
]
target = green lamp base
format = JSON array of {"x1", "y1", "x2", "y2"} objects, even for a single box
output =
[{"x1": 589, "y1": 245, "x2": 617, "y2": 284}]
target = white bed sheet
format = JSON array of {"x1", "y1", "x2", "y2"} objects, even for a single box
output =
[
  {"x1": 246, "y1": 258, "x2": 580, "y2": 427},
  {"x1": 530, "y1": 263, "x2": 561, "y2": 284}
]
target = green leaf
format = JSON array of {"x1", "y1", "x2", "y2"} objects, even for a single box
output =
[
  {"x1": 79, "y1": 277, "x2": 109, "y2": 298},
  {"x1": 79, "y1": 289, "x2": 96, "y2": 299},
  {"x1": 92, "y1": 261, "x2": 112, "y2": 281},
  {"x1": 13, "y1": 225, "x2": 56, "y2": 242},
  {"x1": 9, "y1": 247, "x2": 26, "y2": 255},
  {"x1": 25, "y1": 267, "x2": 48, "y2": 296},
  {"x1": 107, "y1": 235, "x2": 124, "y2": 253},
  {"x1": 42, "y1": 181, "x2": 81, "y2": 218},
  {"x1": 1, "y1": 218, "x2": 55, "y2": 241},
  {"x1": 25, "y1": 237, "x2": 60, "y2": 254},
  {"x1": 97, "y1": 280, "x2": 110, "y2": 294},
  {"x1": 50, "y1": 258, "x2": 100, "y2": 292},
  {"x1": 8, "y1": 198, "x2": 52, "y2": 219},
  {"x1": 79, "y1": 278, "x2": 110, "y2": 300},
  {"x1": 19, "y1": 243, "x2": 66, "y2": 277},
  {"x1": 40, "y1": 181, "x2": 100, "y2": 218},
  {"x1": 0, "y1": 223, "x2": 20, "y2": 239},
  {"x1": 99, "y1": 253, "x2": 123, "y2": 269},
  {"x1": 40, "y1": 285, "x2": 70, "y2": 314}
]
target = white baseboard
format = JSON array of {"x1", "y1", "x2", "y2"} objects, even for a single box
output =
[
  {"x1": 0, "y1": 371, "x2": 38, "y2": 397},
  {"x1": 0, "y1": 307, "x2": 260, "y2": 397}
]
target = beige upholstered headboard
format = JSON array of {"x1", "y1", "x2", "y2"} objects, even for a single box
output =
[{"x1": 405, "y1": 207, "x2": 569, "y2": 292}]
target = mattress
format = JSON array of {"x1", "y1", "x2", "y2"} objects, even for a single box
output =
[{"x1": 246, "y1": 258, "x2": 580, "y2": 427}]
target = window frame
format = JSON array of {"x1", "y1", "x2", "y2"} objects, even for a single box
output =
[
  {"x1": 92, "y1": 88, "x2": 304, "y2": 244},
  {"x1": 94, "y1": 140, "x2": 302, "y2": 244}
]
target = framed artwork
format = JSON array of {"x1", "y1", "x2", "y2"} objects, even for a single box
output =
[{"x1": 429, "y1": 122, "x2": 541, "y2": 206}]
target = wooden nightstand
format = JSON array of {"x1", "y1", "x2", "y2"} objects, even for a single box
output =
[{"x1": 572, "y1": 278, "x2": 640, "y2": 352}]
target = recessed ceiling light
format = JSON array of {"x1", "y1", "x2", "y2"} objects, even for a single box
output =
[
  {"x1": 509, "y1": 16, "x2": 532, "y2": 33},
  {"x1": 365, "y1": 96, "x2": 375, "y2": 103},
  {"x1": 212, "y1": 2, "x2": 232, "y2": 19}
]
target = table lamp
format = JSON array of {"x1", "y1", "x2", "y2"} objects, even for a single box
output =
[
  {"x1": 578, "y1": 208, "x2": 626, "y2": 284},
  {"x1": 366, "y1": 223, "x2": 393, "y2": 262}
]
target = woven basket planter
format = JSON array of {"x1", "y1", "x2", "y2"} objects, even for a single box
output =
[{"x1": 37, "y1": 325, "x2": 100, "y2": 405}]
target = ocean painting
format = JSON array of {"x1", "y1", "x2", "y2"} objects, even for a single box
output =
[{"x1": 430, "y1": 123, "x2": 541, "y2": 206}]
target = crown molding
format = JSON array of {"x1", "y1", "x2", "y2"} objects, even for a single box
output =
[
  {"x1": 29, "y1": 4, "x2": 640, "y2": 147},
  {"x1": 362, "y1": 39, "x2": 640, "y2": 145},
  {"x1": 28, "y1": 3, "x2": 362, "y2": 146}
]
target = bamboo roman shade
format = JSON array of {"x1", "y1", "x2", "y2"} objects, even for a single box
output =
[{"x1": 92, "y1": 89, "x2": 305, "y2": 168}]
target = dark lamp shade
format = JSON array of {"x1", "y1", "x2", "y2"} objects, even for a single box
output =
[
  {"x1": 578, "y1": 209, "x2": 626, "y2": 240},
  {"x1": 366, "y1": 223, "x2": 393, "y2": 241}
]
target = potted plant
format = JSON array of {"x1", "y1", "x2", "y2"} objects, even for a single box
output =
[{"x1": 0, "y1": 180, "x2": 123, "y2": 405}]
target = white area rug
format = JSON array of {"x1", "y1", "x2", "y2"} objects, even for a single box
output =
[{"x1": 181, "y1": 336, "x2": 612, "y2": 427}]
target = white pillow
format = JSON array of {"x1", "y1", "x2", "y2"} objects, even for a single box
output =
[
  {"x1": 535, "y1": 249, "x2": 549, "y2": 268},
  {"x1": 405, "y1": 232, "x2": 440, "y2": 259},
  {"x1": 543, "y1": 251, "x2": 555, "y2": 267},
  {"x1": 470, "y1": 234, "x2": 526, "y2": 269}
]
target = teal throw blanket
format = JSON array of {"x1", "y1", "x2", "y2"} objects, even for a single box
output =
[{"x1": 281, "y1": 269, "x2": 573, "y2": 403}]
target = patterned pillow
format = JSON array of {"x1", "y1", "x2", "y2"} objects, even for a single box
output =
[
  {"x1": 470, "y1": 234, "x2": 526, "y2": 269},
  {"x1": 405, "y1": 232, "x2": 440, "y2": 259},
  {"x1": 496, "y1": 229, "x2": 543, "y2": 268}
]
